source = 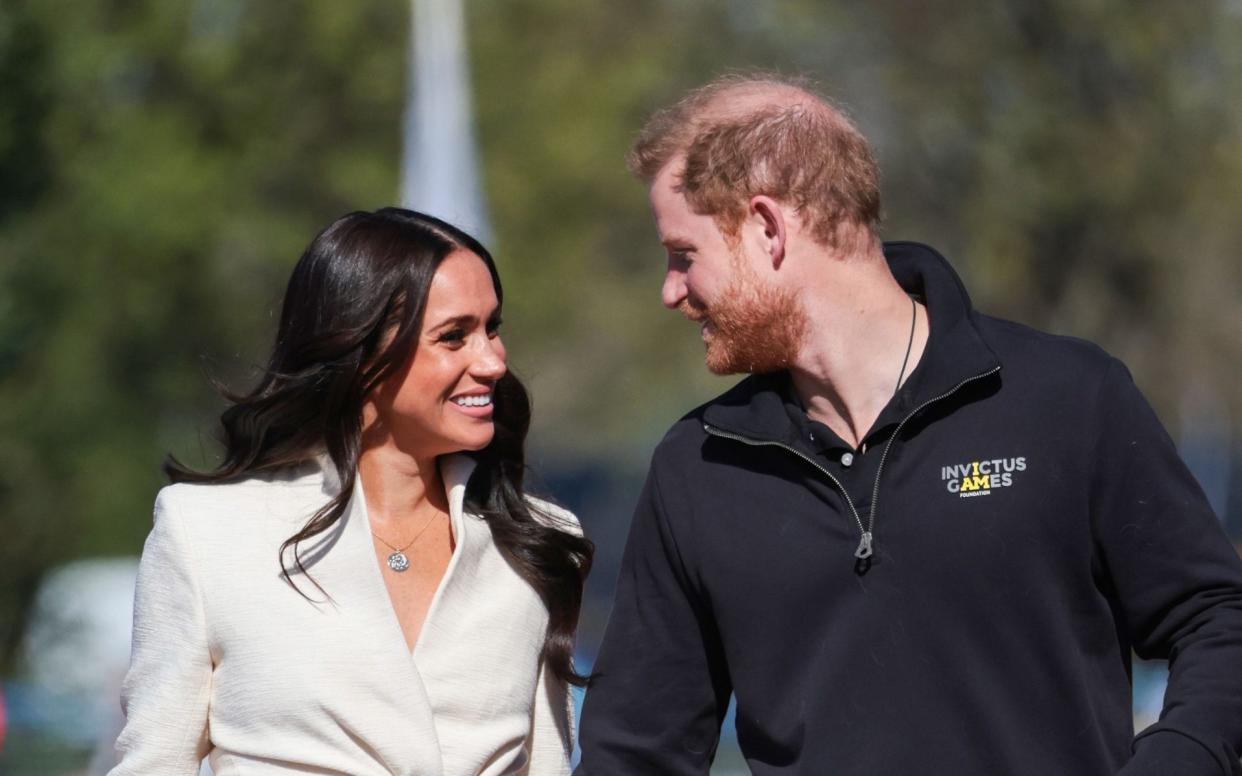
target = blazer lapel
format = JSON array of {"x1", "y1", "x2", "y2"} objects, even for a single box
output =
[{"x1": 340, "y1": 461, "x2": 446, "y2": 776}]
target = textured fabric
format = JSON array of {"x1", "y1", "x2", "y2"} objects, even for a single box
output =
[{"x1": 111, "y1": 454, "x2": 574, "y2": 776}]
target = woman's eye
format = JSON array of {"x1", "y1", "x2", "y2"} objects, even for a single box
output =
[
  {"x1": 437, "y1": 328, "x2": 466, "y2": 346},
  {"x1": 486, "y1": 318, "x2": 503, "y2": 337}
]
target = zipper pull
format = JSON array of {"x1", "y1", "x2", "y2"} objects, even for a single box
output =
[{"x1": 854, "y1": 531, "x2": 874, "y2": 559}]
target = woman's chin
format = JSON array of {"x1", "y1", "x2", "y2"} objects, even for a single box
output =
[{"x1": 444, "y1": 427, "x2": 496, "y2": 454}]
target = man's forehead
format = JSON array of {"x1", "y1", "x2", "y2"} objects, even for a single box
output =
[
  {"x1": 649, "y1": 160, "x2": 686, "y2": 213},
  {"x1": 649, "y1": 182, "x2": 715, "y2": 251},
  {"x1": 649, "y1": 168, "x2": 693, "y2": 229},
  {"x1": 652, "y1": 156, "x2": 686, "y2": 191}
]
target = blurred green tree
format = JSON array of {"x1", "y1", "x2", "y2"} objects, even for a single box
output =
[
  {"x1": 850, "y1": 0, "x2": 1242, "y2": 420},
  {"x1": 0, "y1": 0, "x2": 407, "y2": 667},
  {"x1": 1, "y1": 0, "x2": 1240, "y2": 674}
]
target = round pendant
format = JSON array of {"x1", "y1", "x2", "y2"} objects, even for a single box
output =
[{"x1": 387, "y1": 551, "x2": 410, "y2": 572}]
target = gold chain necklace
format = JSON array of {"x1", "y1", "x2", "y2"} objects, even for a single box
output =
[{"x1": 370, "y1": 509, "x2": 442, "y2": 573}]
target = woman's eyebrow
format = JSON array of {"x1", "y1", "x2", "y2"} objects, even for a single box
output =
[
  {"x1": 426, "y1": 313, "x2": 477, "y2": 332},
  {"x1": 425, "y1": 306, "x2": 500, "y2": 332}
]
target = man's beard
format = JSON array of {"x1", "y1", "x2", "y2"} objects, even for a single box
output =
[{"x1": 679, "y1": 261, "x2": 807, "y2": 375}]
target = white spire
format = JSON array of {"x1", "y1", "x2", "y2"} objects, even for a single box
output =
[{"x1": 400, "y1": 0, "x2": 489, "y2": 241}]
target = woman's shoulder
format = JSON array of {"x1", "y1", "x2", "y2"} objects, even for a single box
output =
[
  {"x1": 153, "y1": 462, "x2": 328, "y2": 530},
  {"x1": 524, "y1": 495, "x2": 583, "y2": 538}
]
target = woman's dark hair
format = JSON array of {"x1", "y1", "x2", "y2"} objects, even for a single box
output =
[{"x1": 167, "y1": 207, "x2": 593, "y2": 685}]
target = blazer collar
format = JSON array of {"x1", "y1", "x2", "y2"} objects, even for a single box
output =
[
  {"x1": 438, "y1": 453, "x2": 477, "y2": 522},
  {"x1": 315, "y1": 450, "x2": 478, "y2": 512}
]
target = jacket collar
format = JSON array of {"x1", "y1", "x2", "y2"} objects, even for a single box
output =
[
  {"x1": 701, "y1": 241, "x2": 1001, "y2": 443},
  {"x1": 317, "y1": 451, "x2": 478, "y2": 519},
  {"x1": 438, "y1": 453, "x2": 478, "y2": 519}
]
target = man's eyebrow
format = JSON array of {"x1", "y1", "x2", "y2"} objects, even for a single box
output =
[{"x1": 661, "y1": 237, "x2": 696, "y2": 250}]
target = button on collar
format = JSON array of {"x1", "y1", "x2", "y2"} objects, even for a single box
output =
[{"x1": 841, "y1": 452, "x2": 855, "y2": 467}]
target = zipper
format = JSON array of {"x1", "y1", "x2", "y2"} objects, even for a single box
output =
[
  {"x1": 701, "y1": 423, "x2": 870, "y2": 555},
  {"x1": 702, "y1": 365, "x2": 1000, "y2": 562}
]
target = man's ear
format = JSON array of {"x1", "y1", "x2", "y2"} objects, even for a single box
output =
[{"x1": 748, "y1": 195, "x2": 787, "y2": 269}]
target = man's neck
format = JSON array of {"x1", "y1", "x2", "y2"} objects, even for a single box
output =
[{"x1": 788, "y1": 257, "x2": 928, "y2": 451}]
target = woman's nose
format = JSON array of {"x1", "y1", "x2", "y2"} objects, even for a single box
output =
[{"x1": 472, "y1": 337, "x2": 507, "y2": 379}]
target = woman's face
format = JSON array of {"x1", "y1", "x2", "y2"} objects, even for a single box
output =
[{"x1": 364, "y1": 249, "x2": 507, "y2": 459}]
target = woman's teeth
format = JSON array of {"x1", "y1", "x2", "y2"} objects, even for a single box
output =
[{"x1": 454, "y1": 394, "x2": 492, "y2": 407}]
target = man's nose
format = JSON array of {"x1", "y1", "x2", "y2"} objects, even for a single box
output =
[{"x1": 661, "y1": 269, "x2": 687, "y2": 310}]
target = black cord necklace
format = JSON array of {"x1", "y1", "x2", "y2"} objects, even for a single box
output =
[
  {"x1": 853, "y1": 294, "x2": 918, "y2": 576},
  {"x1": 894, "y1": 294, "x2": 917, "y2": 397}
]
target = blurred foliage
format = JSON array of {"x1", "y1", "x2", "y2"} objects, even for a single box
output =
[
  {"x1": 0, "y1": 0, "x2": 408, "y2": 666},
  {"x1": 2, "y1": 0, "x2": 1241, "y2": 671}
]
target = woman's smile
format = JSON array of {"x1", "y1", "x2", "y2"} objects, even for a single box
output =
[{"x1": 449, "y1": 389, "x2": 494, "y2": 417}]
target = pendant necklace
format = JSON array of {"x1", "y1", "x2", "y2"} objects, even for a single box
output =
[{"x1": 371, "y1": 509, "x2": 442, "y2": 573}]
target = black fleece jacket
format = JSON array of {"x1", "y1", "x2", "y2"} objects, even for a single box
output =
[{"x1": 577, "y1": 242, "x2": 1242, "y2": 776}]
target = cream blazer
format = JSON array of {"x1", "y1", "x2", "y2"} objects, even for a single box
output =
[{"x1": 109, "y1": 454, "x2": 575, "y2": 775}]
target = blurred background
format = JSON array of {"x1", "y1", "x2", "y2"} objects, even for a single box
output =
[{"x1": 2, "y1": 0, "x2": 1241, "y2": 772}]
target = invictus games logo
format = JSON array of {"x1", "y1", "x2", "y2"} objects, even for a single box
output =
[{"x1": 941, "y1": 457, "x2": 1027, "y2": 498}]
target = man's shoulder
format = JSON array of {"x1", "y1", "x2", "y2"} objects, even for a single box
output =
[
  {"x1": 651, "y1": 374, "x2": 772, "y2": 461},
  {"x1": 975, "y1": 312, "x2": 1119, "y2": 379},
  {"x1": 651, "y1": 405, "x2": 711, "y2": 461}
]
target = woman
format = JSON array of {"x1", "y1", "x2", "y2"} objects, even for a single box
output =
[{"x1": 110, "y1": 208, "x2": 593, "y2": 775}]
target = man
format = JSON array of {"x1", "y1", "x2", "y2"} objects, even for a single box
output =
[{"x1": 576, "y1": 75, "x2": 1242, "y2": 775}]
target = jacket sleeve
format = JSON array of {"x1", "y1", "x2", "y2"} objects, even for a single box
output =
[
  {"x1": 109, "y1": 488, "x2": 213, "y2": 775},
  {"x1": 1090, "y1": 361, "x2": 1242, "y2": 776},
  {"x1": 521, "y1": 659, "x2": 573, "y2": 776},
  {"x1": 576, "y1": 463, "x2": 732, "y2": 775}
]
